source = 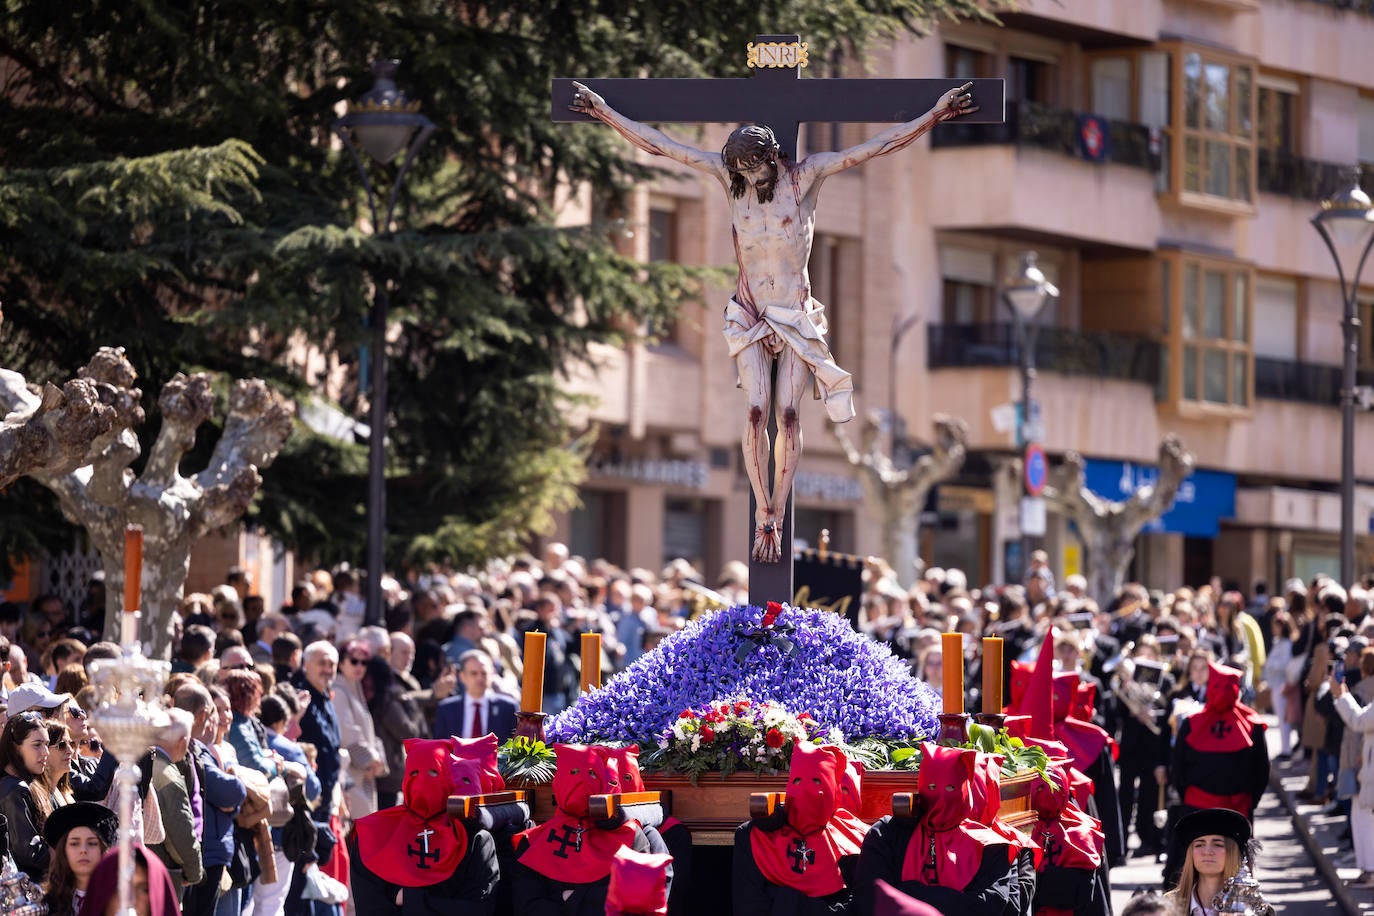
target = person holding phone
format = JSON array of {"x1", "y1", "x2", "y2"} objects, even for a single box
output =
[{"x1": 1329, "y1": 648, "x2": 1374, "y2": 887}]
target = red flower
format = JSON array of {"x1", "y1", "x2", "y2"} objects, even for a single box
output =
[
  {"x1": 797, "y1": 712, "x2": 813, "y2": 722},
  {"x1": 762, "y1": 601, "x2": 783, "y2": 627},
  {"x1": 704, "y1": 710, "x2": 723, "y2": 724},
  {"x1": 701, "y1": 725, "x2": 716, "y2": 742},
  {"x1": 679, "y1": 710, "x2": 695, "y2": 719},
  {"x1": 765, "y1": 728, "x2": 786, "y2": 749},
  {"x1": 734, "y1": 701, "x2": 750, "y2": 714}
]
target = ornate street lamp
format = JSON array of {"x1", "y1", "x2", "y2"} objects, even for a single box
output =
[
  {"x1": 1003, "y1": 252, "x2": 1059, "y2": 579},
  {"x1": 1311, "y1": 170, "x2": 1374, "y2": 587},
  {"x1": 332, "y1": 60, "x2": 436, "y2": 625}
]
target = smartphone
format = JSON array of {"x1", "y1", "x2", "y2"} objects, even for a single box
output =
[{"x1": 1334, "y1": 659, "x2": 1347, "y2": 682}]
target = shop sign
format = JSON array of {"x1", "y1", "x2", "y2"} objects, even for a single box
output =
[{"x1": 1082, "y1": 459, "x2": 1236, "y2": 537}]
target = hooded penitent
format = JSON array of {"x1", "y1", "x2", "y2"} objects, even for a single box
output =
[
  {"x1": 605, "y1": 846, "x2": 672, "y2": 916},
  {"x1": 751, "y1": 742, "x2": 868, "y2": 897},
  {"x1": 900, "y1": 743, "x2": 1034, "y2": 890},
  {"x1": 79, "y1": 845, "x2": 181, "y2": 916},
  {"x1": 354, "y1": 738, "x2": 478, "y2": 886},
  {"x1": 518, "y1": 743, "x2": 642, "y2": 884},
  {"x1": 1185, "y1": 661, "x2": 1263, "y2": 754},
  {"x1": 1029, "y1": 764, "x2": 1103, "y2": 872}
]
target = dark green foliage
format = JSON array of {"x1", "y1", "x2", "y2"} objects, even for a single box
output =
[{"x1": 0, "y1": 0, "x2": 1006, "y2": 569}]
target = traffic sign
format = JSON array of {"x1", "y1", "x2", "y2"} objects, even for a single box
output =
[
  {"x1": 1021, "y1": 496, "x2": 1047, "y2": 536},
  {"x1": 1024, "y1": 443, "x2": 1048, "y2": 497}
]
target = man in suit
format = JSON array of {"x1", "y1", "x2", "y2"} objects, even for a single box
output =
[{"x1": 434, "y1": 650, "x2": 518, "y2": 742}]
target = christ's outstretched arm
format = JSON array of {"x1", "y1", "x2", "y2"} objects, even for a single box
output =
[
  {"x1": 802, "y1": 82, "x2": 976, "y2": 180},
  {"x1": 570, "y1": 82, "x2": 727, "y2": 179}
]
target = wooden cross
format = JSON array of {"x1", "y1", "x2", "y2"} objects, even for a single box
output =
[{"x1": 553, "y1": 36, "x2": 1004, "y2": 603}]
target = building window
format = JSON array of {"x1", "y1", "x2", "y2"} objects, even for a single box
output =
[
  {"x1": 1361, "y1": 297, "x2": 1374, "y2": 372},
  {"x1": 1360, "y1": 95, "x2": 1374, "y2": 169},
  {"x1": 1177, "y1": 46, "x2": 1255, "y2": 205},
  {"x1": 1007, "y1": 56, "x2": 1051, "y2": 105},
  {"x1": 946, "y1": 44, "x2": 990, "y2": 81},
  {"x1": 1161, "y1": 252, "x2": 1254, "y2": 410},
  {"x1": 1256, "y1": 80, "x2": 1297, "y2": 156},
  {"x1": 645, "y1": 205, "x2": 679, "y2": 344}
]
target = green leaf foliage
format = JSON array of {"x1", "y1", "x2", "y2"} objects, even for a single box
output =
[{"x1": 0, "y1": 0, "x2": 1009, "y2": 569}]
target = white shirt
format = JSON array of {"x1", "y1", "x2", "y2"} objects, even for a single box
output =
[{"x1": 464, "y1": 694, "x2": 491, "y2": 737}]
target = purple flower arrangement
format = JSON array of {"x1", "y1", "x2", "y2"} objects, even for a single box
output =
[{"x1": 547, "y1": 603, "x2": 940, "y2": 749}]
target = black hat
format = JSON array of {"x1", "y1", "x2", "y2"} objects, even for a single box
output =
[
  {"x1": 43, "y1": 801, "x2": 119, "y2": 849},
  {"x1": 1172, "y1": 807, "x2": 1250, "y2": 856}
]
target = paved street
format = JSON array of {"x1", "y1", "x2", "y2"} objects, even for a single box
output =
[{"x1": 1110, "y1": 716, "x2": 1343, "y2": 915}]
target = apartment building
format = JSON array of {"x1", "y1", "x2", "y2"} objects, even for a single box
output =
[{"x1": 553, "y1": 0, "x2": 1374, "y2": 594}]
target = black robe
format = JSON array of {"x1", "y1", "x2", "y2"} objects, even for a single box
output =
[
  {"x1": 853, "y1": 815, "x2": 1035, "y2": 916},
  {"x1": 347, "y1": 826, "x2": 500, "y2": 916},
  {"x1": 1080, "y1": 746, "x2": 1125, "y2": 868},
  {"x1": 509, "y1": 822, "x2": 671, "y2": 916},
  {"x1": 732, "y1": 821, "x2": 857, "y2": 915}
]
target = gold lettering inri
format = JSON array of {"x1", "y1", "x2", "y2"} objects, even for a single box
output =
[{"x1": 747, "y1": 41, "x2": 809, "y2": 70}]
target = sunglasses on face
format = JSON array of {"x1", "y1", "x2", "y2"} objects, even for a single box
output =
[
  {"x1": 65, "y1": 706, "x2": 87, "y2": 720},
  {"x1": 345, "y1": 655, "x2": 369, "y2": 666},
  {"x1": 52, "y1": 740, "x2": 74, "y2": 751}
]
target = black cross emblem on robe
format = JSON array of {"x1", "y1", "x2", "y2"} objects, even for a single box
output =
[
  {"x1": 1043, "y1": 832, "x2": 1064, "y2": 864},
  {"x1": 787, "y1": 837, "x2": 816, "y2": 874},
  {"x1": 547, "y1": 823, "x2": 585, "y2": 859},
  {"x1": 1210, "y1": 718, "x2": 1233, "y2": 741},
  {"x1": 553, "y1": 35, "x2": 1004, "y2": 603},
  {"x1": 407, "y1": 826, "x2": 441, "y2": 869}
]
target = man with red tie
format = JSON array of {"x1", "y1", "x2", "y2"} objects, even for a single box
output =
[{"x1": 435, "y1": 650, "x2": 518, "y2": 742}]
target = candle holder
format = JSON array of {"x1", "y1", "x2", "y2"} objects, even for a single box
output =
[
  {"x1": 936, "y1": 712, "x2": 970, "y2": 746},
  {"x1": 89, "y1": 632, "x2": 170, "y2": 916},
  {"x1": 974, "y1": 713, "x2": 1006, "y2": 731},
  {"x1": 515, "y1": 711, "x2": 549, "y2": 742}
]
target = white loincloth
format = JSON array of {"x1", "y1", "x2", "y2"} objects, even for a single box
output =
[{"x1": 722, "y1": 297, "x2": 855, "y2": 423}]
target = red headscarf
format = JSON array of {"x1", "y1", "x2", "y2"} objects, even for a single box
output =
[
  {"x1": 1185, "y1": 660, "x2": 1264, "y2": 753},
  {"x1": 518, "y1": 744, "x2": 641, "y2": 884},
  {"x1": 605, "y1": 846, "x2": 672, "y2": 916},
  {"x1": 900, "y1": 744, "x2": 1027, "y2": 890},
  {"x1": 79, "y1": 845, "x2": 180, "y2": 916},
  {"x1": 751, "y1": 743, "x2": 868, "y2": 897},
  {"x1": 354, "y1": 738, "x2": 475, "y2": 886},
  {"x1": 1028, "y1": 764, "x2": 1103, "y2": 871}
]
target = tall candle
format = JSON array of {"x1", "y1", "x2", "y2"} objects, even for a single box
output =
[
  {"x1": 123, "y1": 525, "x2": 143, "y2": 613},
  {"x1": 941, "y1": 632, "x2": 964, "y2": 714},
  {"x1": 982, "y1": 637, "x2": 1004, "y2": 713},
  {"x1": 521, "y1": 631, "x2": 547, "y2": 713},
  {"x1": 580, "y1": 632, "x2": 602, "y2": 693}
]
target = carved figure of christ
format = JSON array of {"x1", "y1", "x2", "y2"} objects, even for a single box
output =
[{"x1": 570, "y1": 79, "x2": 976, "y2": 564}]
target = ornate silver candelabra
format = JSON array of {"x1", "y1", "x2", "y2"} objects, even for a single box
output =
[
  {"x1": 88, "y1": 611, "x2": 170, "y2": 916},
  {"x1": 0, "y1": 814, "x2": 47, "y2": 916},
  {"x1": 1212, "y1": 855, "x2": 1274, "y2": 916}
]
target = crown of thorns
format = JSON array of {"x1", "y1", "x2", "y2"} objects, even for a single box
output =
[{"x1": 721, "y1": 124, "x2": 780, "y2": 170}]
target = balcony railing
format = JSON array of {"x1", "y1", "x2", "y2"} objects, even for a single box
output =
[
  {"x1": 931, "y1": 99, "x2": 1160, "y2": 173},
  {"x1": 927, "y1": 323, "x2": 1162, "y2": 387},
  {"x1": 1255, "y1": 356, "x2": 1374, "y2": 404},
  {"x1": 1258, "y1": 149, "x2": 1374, "y2": 202},
  {"x1": 1302, "y1": 0, "x2": 1374, "y2": 14}
]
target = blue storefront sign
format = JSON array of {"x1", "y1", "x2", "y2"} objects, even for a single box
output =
[{"x1": 1082, "y1": 459, "x2": 1236, "y2": 538}]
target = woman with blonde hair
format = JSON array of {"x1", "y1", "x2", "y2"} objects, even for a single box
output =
[
  {"x1": 1163, "y1": 807, "x2": 1250, "y2": 914},
  {"x1": 31, "y1": 721, "x2": 76, "y2": 819}
]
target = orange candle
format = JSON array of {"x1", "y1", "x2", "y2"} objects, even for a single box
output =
[
  {"x1": 123, "y1": 525, "x2": 143, "y2": 613},
  {"x1": 521, "y1": 631, "x2": 547, "y2": 713},
  {"x1": 982, "y1": 637, "x2": 1004, "y2": 713},
  {"x1": 580, "y1": 632, "x2": 602, "y2": 693},
  {"x1": 941, "y1": 632, "x2": 964, "y2": 714}
]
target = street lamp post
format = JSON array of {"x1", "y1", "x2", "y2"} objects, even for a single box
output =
[
  {"x1": 1003, "y1": 252, "x2": 1059, "y2": 581},
  {"x1": 1311, "y1": 170, "x2": 1374, "y2": 587},
  {"x1": 332, "y1": 60, "x2": 436, "y2": 626}
]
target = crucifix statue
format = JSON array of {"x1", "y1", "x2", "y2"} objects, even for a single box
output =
[{"x1": 554, "y1": 36, "x2": 1003, "y2": 599}]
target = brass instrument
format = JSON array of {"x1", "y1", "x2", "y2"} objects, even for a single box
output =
[
  {"x1": 1111, "y1": 647, "x2": 1164, "y2": 736},
  {"x1": 684, "y1": 581, "x2": 732, "y2": 619}
]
